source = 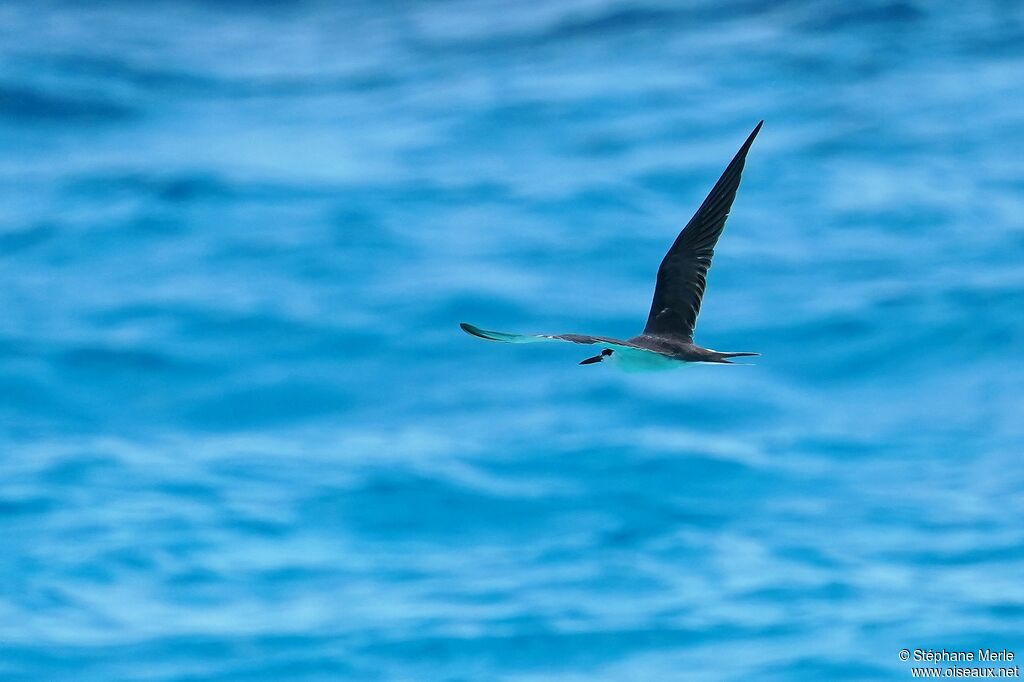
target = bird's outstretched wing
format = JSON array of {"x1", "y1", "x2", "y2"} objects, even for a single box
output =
[
  {"x1": 643, "y1": 121, "x2": 762, "y2": 341},
  {"x1": 460, "y1": 322, "x2": 660, "y2": 355}
]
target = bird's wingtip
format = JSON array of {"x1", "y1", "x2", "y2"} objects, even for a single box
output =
[
  {"x1": 460, "y1": 322, "x2": 492, "y2": 340},
  {"x1": 730, "y1": 120, "x2": 764, "y2": 156}
]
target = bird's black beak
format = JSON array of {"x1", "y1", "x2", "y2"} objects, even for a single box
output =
[{"x1": 579, "y1": 354, "x2": 603, "y2": 365}]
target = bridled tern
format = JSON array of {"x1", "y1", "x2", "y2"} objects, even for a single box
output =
[{"x1": 461, "y1": 121, "x2": 763, "y2": 371}]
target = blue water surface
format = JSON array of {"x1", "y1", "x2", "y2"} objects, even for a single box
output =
[{"x1": 2, "y1": 1, "x2": 1023, "y2": 680}]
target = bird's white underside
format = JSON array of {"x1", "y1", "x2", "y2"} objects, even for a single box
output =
[
  {"x1": 604, "y1": 347, "x2": 689, "y2": 372},
  {"x1": 465, "y1": 326, "x2": 688, "y2": 372}
]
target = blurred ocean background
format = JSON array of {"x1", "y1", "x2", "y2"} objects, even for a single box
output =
[{"x1": 2, "y1": 1, "x2": 1023, "y2": 680}]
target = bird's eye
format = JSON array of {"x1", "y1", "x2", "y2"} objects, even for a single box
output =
[{"x1": 602, "y1": 349, "x2": 613, "y2": 356}]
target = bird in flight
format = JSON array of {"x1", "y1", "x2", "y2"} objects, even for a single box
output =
[{"x1": 461, "y1": 121, "x2": 763, "y2": 372}]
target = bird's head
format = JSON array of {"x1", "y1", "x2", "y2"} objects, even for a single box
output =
[{"x1": 579, "y1": 348, "x2": 613, "y2": 365}]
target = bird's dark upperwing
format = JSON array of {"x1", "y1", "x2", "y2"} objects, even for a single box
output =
[{"x1": 643, "y1": 121, "x2": 762, "y2": 341}]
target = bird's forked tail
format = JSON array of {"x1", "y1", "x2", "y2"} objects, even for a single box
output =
[{"x1": 712, "y1": 351, "x2": 760, "y2": 364}]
